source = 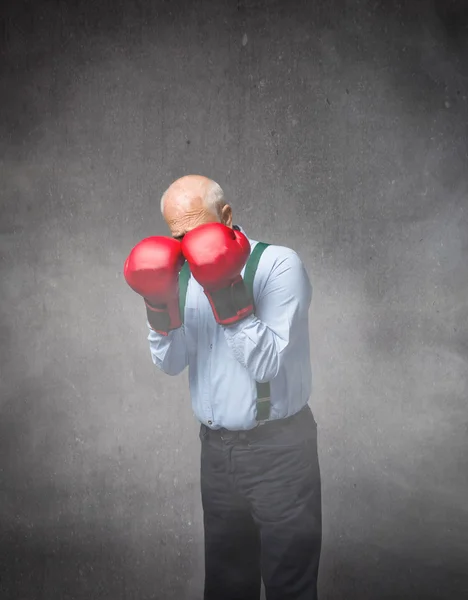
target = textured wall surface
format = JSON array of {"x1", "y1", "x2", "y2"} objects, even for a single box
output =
[{"x1": 1, "y1": 1, "x2": 467, "y2": 598}]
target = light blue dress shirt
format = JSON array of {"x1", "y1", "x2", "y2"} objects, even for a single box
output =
[{"x1": 147, "y1": 226, "x2": 313, "y2": 431}]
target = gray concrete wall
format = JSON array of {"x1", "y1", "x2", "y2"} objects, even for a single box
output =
[{"x1": 1, "y1": 1, "x2": 467, "y2": 598}]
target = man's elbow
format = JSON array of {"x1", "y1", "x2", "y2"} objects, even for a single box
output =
[
  {"x1": 164, "y1": 364, "x2": 187, "y2": 376},
  {"x1": 151, "y1": 353, "x2": 186, "y2": 377},
  {"x1": 254, "y1": 355, "x2": 281, "y2": 383},
  {"x1": 253, "y1": 338, "x2": 294, "y2": 382}
]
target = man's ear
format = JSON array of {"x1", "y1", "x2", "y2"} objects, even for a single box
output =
[{"x1": 221, "y1": 204, "x2": 233, "y2": 228}]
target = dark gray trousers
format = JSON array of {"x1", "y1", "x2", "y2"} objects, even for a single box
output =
[{"x1": 199, "y1": 404, "x2": 322, "y2": 600}]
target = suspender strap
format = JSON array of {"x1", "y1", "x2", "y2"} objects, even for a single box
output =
[
  {"x1": 178, "y1": 241, "x2": 272, "y2": 422},
  {"x1": 243, "y1": 242, "x2": 271, "y2": 420},
  {"x1": 178, "y1": 261, "x2": 190, "y2": 320},
  {"x1": 243, "y1": 242, "x2": 268, "y2": 301}
]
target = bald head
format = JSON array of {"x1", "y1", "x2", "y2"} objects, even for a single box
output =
[{"x1": 160, "y1": 175, "x2": 233, "y2": 240}]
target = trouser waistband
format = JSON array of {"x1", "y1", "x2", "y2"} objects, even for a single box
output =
[{"x1": 200, "y1": 403, "x2": 313, "y2": 443}]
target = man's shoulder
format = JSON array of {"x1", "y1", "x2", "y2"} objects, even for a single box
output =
[
  {"x1": 237, "y1": 225, "x2": 307, "y2": 278},
  {"x1": 245, "y1": 240, "x2": 310, "y2": 294},
  {"x1": 245, "y1": 239, "x2": 311, "y2": 304},
  {"x1": 250, "y1": 239, "x2": 303, "y2": 268}
]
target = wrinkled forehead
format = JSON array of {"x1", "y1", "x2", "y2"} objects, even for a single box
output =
[{"x1": 163, "y1": 193, "x2": 219, "y2": 241}]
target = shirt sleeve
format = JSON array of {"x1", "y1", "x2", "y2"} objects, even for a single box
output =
[
  {"x1": 147, "y1": 321, "x2": 188, "y2": 376},
  {"x1": 222, "y1": 250, "x2": 312, "y2": 382}
]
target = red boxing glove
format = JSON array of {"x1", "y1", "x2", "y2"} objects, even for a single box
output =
[
  {"x1": 124, "y1": 236, "x2": 185, "y2": 335},
  {"x1": 181, "y1": 223, "x2": 253, "y2": 326}
]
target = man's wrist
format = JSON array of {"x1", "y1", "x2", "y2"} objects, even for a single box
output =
[
  {"x1": 204, "y1": 279, "x2": 254, "y2": 325},
  {"x1": 145, "y1": 302, "x2": 171, "y2": 334}
]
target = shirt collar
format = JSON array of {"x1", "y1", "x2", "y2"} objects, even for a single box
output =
[
  {"x1": 234, "y1": 224, "x2": 257, "y2": 248},
  {"x1": 234, "y1": 224, "x2": 246, "y2": 236}
]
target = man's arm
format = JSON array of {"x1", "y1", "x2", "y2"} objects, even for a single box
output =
[
  {"x1": 222, "y1": 250, "x2": 312, "y2": 382},
  {"x1": 124, "y1": 235, "x2": 189, "y2": 376},
  {"x1": 147, "y1": 322, "x2": 188, "y2": 376}
]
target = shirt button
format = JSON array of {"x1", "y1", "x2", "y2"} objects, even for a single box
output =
[
  {"x1": 208, "y1": 420, "x2": 212, "y2": 425},
  {"x1": 210, "y1": 344, "x2": 213, "y2": 349}
]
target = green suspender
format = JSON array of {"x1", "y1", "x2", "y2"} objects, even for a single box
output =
[
  {"x1": 178, "y1": 242, "x2": 272, "y2": 422},
  {"x1": 178, "y1": 261, "x2": 191, "y2": 317},
  {"x1": 242, "y1": 242, "x2": 271, "y2": 420}
]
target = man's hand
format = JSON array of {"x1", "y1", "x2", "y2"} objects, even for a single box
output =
[
  {"x1": 124, "y1": 236, "x2": 185, "y2": 335},
  {"x1": 181, "y1": 223, "x2": 253, "y2": 326}
]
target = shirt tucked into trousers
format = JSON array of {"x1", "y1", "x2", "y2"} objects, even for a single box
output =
[{"x1": 147, "y1": 226, "x2": 322, "y2": 600}]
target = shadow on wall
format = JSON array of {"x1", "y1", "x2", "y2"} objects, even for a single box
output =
[
  {"x1": 319, "y1": 540, "x2": 467, "y2": 600},
  {"x1": 1, "y1": 524, "x2": 464, "y2": 600},
  {"x1": 0, "y1": 376, "x2": 199, "y2": 600},
  {"x1": 0, "y1": 525, "x2": 196, "y2": 600}
]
